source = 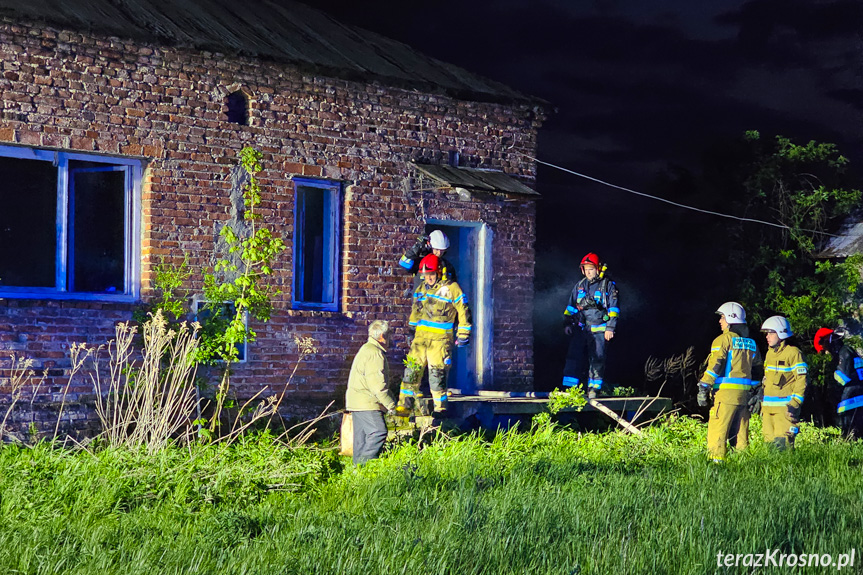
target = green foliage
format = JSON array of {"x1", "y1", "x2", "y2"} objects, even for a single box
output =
[
  {"x1": 402, "y1": 355, "x2": 424, "y2": 383},
  {"x1": 3, "y1": 418, "x2": 863, "y2": 574},
  {"x1": 200, "y1": 147, "x2": 286, "y2": 366},
  {"x1": 610, "y1": 385, "x2": 638, "y2": 396},
  {"x1": 729, "y1": 133, "x2": 862, "y2": 380},
  {"x1": 547, "y1": 386, "x2": 587, "y2": 414}
]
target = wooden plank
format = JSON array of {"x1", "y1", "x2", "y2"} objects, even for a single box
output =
[{"x1": 587, "y1": 398, "x2": 642, "y2": 435}]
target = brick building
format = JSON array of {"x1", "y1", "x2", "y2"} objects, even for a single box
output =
[{"x1": 0, "y1": 0, "x2": 547, "y2": 433}]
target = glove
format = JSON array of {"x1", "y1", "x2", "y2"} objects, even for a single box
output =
[
  {"x1": 697, "y1": 383, "x2": 712, "y2": 408},
  {"x1": 456, "y1": 334, "x2": 470, "y2": 347},
  {"x1": 748, "y1": 386, "x2": 763, "y2": 415},
  {"x1": 787, "y1": 404, "x2": 801, "y2": 424},
  {"x1": 413, "y1": 234, "x2": 429, "y2": 252}
]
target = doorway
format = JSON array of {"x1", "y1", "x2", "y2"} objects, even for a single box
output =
[{"x1": 425, "y1": 220, "x2": 493, "y2": 393}]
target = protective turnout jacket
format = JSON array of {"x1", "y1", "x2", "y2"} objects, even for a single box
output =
[
  {"x1": 833, "y1": 344, "x2": 863, "y2": 415},
  {"x1": 763, "y1": 341, "x2": 807, "y2": 409},
  {"x1": 701, "y1": 328, "x2": 762, "y2": 405},
  {"x1": 398, "y1": 243, "x2": 457, "y2": 283},
  {"x1": 563, "y1": 276, "x2": 619, "y2": 333},
  {"x1": 409, "y1": 279, "x2": 471, "y2": 342}
]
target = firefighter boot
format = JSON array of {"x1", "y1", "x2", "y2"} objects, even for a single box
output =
[
  {"x1": 396, "y1": 381, "x2": 421, "y2": 417},
  {"x1": 430, "y1": 389, "x2": 449, "y2": 418}
]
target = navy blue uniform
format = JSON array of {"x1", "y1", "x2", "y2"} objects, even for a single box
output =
[
  {"x1": 562, "y1": 276, "x2": 619, "y2": 392},
  {"x1": 833, "y1": 344, "x2": 863, "y2": 439}
]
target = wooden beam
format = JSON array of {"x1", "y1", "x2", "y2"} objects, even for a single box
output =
[{"x1": 588, "y1": 399, "x2": 643, "y2": 435}]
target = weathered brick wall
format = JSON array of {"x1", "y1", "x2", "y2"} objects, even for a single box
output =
[{"x1": 0, "y1": 18, "x2": 542, "y2": 434}]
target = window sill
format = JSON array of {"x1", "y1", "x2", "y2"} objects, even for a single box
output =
[{"x1": 0, "y1": 291, "x2": 140, "y2": 303}]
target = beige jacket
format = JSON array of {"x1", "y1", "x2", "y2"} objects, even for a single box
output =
[{"x1": 346, "y1": 337, "x2": 396, "y2": 412}]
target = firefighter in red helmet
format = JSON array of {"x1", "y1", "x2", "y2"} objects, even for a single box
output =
[
  {"x1": 395, "y1": 253, "x2": 471, "y2": 417},
  {"x1": 814, "y1": 326, "x2": 863, "y2": 439},
  {"x1": 561, "y1": 252, "x2": 619, "y2": 398}
]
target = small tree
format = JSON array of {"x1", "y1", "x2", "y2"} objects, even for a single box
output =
[{"x1": 728, "y1": 132, "x2": 862, "y2": 381}]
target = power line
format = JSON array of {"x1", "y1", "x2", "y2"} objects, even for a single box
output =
[{"x1": 523, "y1": 154, "x2": 841, "y2": 238}]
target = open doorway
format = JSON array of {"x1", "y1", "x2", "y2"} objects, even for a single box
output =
[{"x1": 425, "y1": 220, "x2": 493, "y2": 394}]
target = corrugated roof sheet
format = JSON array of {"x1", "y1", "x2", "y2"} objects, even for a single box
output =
[
  {"x1": 0, "y1": 0, "x2": 543, "y2": 105},
  {"x1": 819, "y1": 219, "x2": 863, "y2": 258},
  {"x1": 413, "y1": 163, "x2": 539, "y2": 197}
]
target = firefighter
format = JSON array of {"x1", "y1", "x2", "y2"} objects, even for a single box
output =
[
  {"x1": 562, "y1": 252, "x2": 619, "y2": 398},
  {"x1": 814, "y1": 327, "x2": 863, "y2": 439},
  {"x1": 697, "y1": 302, "x2": 761, "y2": 462},
  {"x1": 398, "y1": 229, "x2": 457, "y2": 285},
  {"x1": 758, "y1": 316, "x2": 807, "y2": 449},
  {"x1": 395, "y1": 253, "x2": 471, "y2": 416}
]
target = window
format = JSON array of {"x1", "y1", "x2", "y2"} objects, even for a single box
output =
[
  {"x1": 292, "y1": 178, "x2": 340, "y2": 311},
  {"x1": 0, "y1": 146, "x2": 141, "y2": 300},
  {"x1": 225, "y1": 91, "x2": 250, "y2": 125}
]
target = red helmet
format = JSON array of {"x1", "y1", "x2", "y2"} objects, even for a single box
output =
[
  {"x1": 580, "y1": 252, "x2": 601, "y2": 271},
  {"x1": 813, "y1": 327, "x2": 834, "y2": 353},
  {"x1": 418, "y1": 253, "x2": 440, "y2": 273}
]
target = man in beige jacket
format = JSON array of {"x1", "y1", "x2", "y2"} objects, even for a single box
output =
[{"x1": 346, "y1": 320, "x2": 397, "y2": 465}]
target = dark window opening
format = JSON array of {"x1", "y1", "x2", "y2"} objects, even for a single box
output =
[
  {"x1": 0, "y1": 146, "x2": 137, "y2": 299},
  {"x1": 69, "y1": 165, "x2": 126, "y2": 293},
  {"x1": 293, "y1": 180, "x2": 340, "y2": 310},
  {"x1": 226, "y1": 91, "x2": 250, "y2": 125},
  {"x1": 0, "y1": 156, "x2": 58, "y2": 287}
]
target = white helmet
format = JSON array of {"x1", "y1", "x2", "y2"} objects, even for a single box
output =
[
  {"x1": 429, "y1": 230, "x2": 450, "y2": 250},
  {"x1": 761, "y1": 316, "x2": 793, "y2": 340},
  {"x1": 716, "y1": 302, "x2": 746, "y2": 324}
]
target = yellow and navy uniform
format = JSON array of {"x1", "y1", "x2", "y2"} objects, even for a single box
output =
[
  {"x1": 398, "y1": 242, "x2": 457, "y2": 283},
  {"x1": 561, "y1": 276, "x2": 620, "y2": 391},
  {"x1": 762, "y1": 341, "x2": 807, "y2": 446},
  {"x1": 701, "y1": 327, "x2": 761, "y2": 461},
  {"x1": 399, "y1": 278, "x2": 471, "y2": 413}
]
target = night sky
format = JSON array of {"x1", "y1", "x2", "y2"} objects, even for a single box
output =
[{"x1": 304, "y1": 0, "x2": 863, "y2": 390}]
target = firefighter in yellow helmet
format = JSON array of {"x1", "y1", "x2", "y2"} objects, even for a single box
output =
[
  {"x1": 757, "y1": 315, "x2": 807, "y2": 449},
  {"x1": 697, "y1": 302, "x2": 763, "y2": 462},
  {"x1": 395, "y1": 253, "x2": 471, "y2": 417}
]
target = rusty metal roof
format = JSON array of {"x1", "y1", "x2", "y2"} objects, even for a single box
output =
[
  {"x1": 412, "y1": 163, "x2": 539, "y2": 197},
  {"x1": 0, "y1": 0, "x2": 542, "y2": 105}
]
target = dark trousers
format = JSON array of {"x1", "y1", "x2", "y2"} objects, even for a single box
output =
[
  {"x1": 351, "y1": 410, "x2": 388, "y2": 465},
  {"x1": 839, "y1": 387, "x2": 863, "y2": 440},
  {"x1": 563, "y1": 328, "x2": 607, "y2": 391}
]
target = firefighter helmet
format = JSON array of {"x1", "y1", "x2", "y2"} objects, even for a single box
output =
[
  {"x1": 716, "y1": 302, "x2": 746, "y2": 324},
  {"x1": 429, "y1": 230, "x2": 450, "y2": 250},
  {"x1": 761, "y1": 315, "x2": 793, "y2": 340},
  {"x1": 580, "y1": 252, "x2": 601, "y2": 271},
  {"x1": 418, "y1": 253, "x2": 440, "y2": 273},
  {"x1": 813, "y1": 327, "x2": 834, "y2": 353}
]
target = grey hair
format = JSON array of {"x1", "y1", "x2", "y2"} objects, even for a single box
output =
[{"x1": 368, "y1": 320, "x2": 390, "y2": 340}]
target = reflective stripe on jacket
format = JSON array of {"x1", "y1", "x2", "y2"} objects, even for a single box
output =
[
  {"x1": 701, "y1": 329, "x2": 760, "y2": 404},
  {"x1": 763, "y1": 341, "x2": 807, "y2": 409},
  {"x1": 410, "y1": 279, "x2": 472, "y2": 340},
  {"x1": 563, "y1": 276, "x2": 619, "y2": 332}
]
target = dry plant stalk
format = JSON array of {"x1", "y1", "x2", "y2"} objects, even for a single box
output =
[
  {"x1": 1, "y1": 354, "x2": 47, "y2": 440},
  {"x1": 88, "y1": 311, "x2": 201, "y2": 453}
]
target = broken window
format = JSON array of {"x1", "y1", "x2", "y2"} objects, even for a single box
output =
[
  {"x1": 226, "y1": 91, "x2": 250, "y2": 125},
  {"x1": 0, "y1": 146, "x2": 140, "y2": 300},
  {"x1": 293, "y1": 179, "x2": 340, "y2": 311}
]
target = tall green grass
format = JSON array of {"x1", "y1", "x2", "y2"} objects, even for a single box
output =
[{"x1": 1, "y1": 416, "x2": 861, "y2": 574}]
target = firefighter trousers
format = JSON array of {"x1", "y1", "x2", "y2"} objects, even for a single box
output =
[
  {"x1": 400, "y1": 333, "x2": 452, "y2": 413},
  {"x1": 762, "y1": 405, "x2": 795, "y2": 449},
  {"x1": 563, "y1": 327, "x2": 606, "y2": 391},
  {"x1": 839, "y1": 387, "x2": 863, "y2": 440},
  {"x1": 707, "y1": 400, "x2": 749, "y2": 461}
]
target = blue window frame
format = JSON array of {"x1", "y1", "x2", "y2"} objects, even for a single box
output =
[
  {"x1": 0, "y1": 145, "x2": 141, "y2": 301},
  {"x1": 292, "y1": 178, "x2": 340, "y2": 311}
]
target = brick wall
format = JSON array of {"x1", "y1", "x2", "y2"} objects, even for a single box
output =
[{"x1": 0, "y1": 18, "x2": 543, "y2": 434}]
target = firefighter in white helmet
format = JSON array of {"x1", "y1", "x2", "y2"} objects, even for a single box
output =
[
  {"x1": 398, "y1": 229, "x2": 458, "y2": 288},
  {"x1": 697, "y1": 302, "x2": 762, "y2": 462},
  {"x1": 758, "y1": 315, "x2": 807, "y2": 449}
]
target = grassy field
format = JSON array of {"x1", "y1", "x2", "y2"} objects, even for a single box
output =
[{"x1": 1, "y1": 415, "x2": 862, "y2": 574}]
